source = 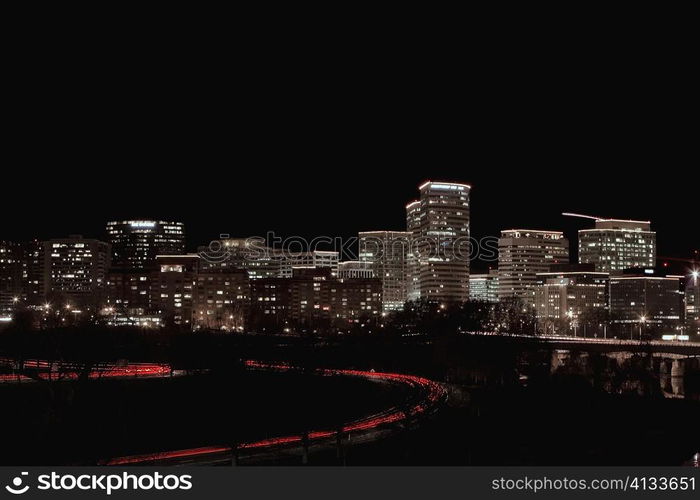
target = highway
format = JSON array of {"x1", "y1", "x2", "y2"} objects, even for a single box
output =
[
  {"x1": 101, "y1": 361, "x2": 446, "y2": 465},
  {"x1": 0, "y1": 358, "x2": 171, "y2": 383}
]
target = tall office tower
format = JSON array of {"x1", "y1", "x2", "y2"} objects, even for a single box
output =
[
  {"x1": 358, "y1": 231, "x2": 411, "y2": 311},
  {"x1": 405, "y1": 181, "x2": 471, "y2": 303},
  {"x1": 609, "y1": 269, "x2": 684, "y2": 332},
  {"x1": 574, "y1": 216, "x2": 656, "y2": 273},
  {"x1": 534, "y1": 264, "x2": 609, "y2": 335},
  {"x1": 498, "y1": 230, "x2": 569, "y2": 306},
  {"x1": 469, "y1": 269, "x2": 499, "y2": 303},
  {"x1": 43, "y1": 236, "x2": 111, "y2": 307},
  {"x1": 106, "y1": 220, "x2": 185, "y2": 270},
  {"x1": 685, "y1": 272, "x2": 699, "y2": 336}
]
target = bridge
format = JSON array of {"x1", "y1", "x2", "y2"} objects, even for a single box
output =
[
  {"x1": 536, "y1": 335, "x2": 700, "y2": 356},
  {"x1": 466, "y1": 332, "x2": 700, "y2": 356}
]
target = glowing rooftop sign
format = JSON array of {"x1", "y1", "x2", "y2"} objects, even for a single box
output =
[{"x1": 130, "y1": 221, "x2": 156, "y2": 228}]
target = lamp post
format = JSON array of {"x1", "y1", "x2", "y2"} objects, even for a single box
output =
[{"x1": 639, "y1": 315, "x2": 647, "y2": 341}]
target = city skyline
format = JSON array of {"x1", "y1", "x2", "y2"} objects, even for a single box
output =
[{"x1": 1, "y1": 172, "x2": 696, "y2": 272}]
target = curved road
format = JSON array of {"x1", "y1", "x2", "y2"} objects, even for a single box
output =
[{"x1": 102, "y1": 360, "x2": 446, "y2": 465}]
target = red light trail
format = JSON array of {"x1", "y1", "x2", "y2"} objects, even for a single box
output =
[
  {"x1": 102, "y1": 360, "x2": 445, "y2": 465},
  {"x1": 0, "y1": 358, "x2": 170, "y2": 383}
]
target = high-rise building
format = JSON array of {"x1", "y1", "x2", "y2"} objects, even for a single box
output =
[
  {"x1": 106, "y1": 220, "x2": 185, "y2": 270},
  {"x1": 534, "y1": 264, "x2": 609, "y2": 335},
  {"x1": 358, "y1": 231, "x2": 410, "y2": 311},
  {"x1": 43, "y1": 236, "x2": 111, "y2": 308},
  {"x1": 469, "y1": 269, "x2": 499, "y2": 303},
  {"x1": 498, "y1": 230, "x2": 569, "y2": 306},
  {"x1": 609, "y1": 269, "x2": 684, "y2": 333},
  {"x1": 405, "y1": 181, "x2": 471, "y2": 303},
  {"x1": 577, "y1": 217, "x2": 656, "y2": 273}
]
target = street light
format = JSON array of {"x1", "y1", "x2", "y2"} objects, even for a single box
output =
[{"x1": 639, "y1": 315, "x2": 647, "y2": 341}]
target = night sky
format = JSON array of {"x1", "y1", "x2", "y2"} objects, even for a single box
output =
[{"x1": 3, "y1": 61, "x2": 696, "y2": 272}]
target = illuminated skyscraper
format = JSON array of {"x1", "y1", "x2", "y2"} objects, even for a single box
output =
[
  {"x1": 572, "y1": 216, "x2": 656, "y2": 273},
  {"x1": 406, "y1": 181, "x2": 471, "y2": 303},
  {"x1": 106, "y1": 220, "x2": 185, "y2": 270},
  {"x1": 498, "y1": 230, "x2": 569, "y2": 306}
]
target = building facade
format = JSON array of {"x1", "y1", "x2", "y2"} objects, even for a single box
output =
[
  {"x1": 405, "y1": 181, "x2": 470, "y2": 303},
  {"x1": 193, "y1": 270, "x2": 249, "y2": 331},
  {"x1": 405, "y1": 200, "x2": 421, "y2": 301},
  {"x1": 498, "y1": 230, "x2": 569, "y2": 306},
  {"x1": 0, "y1": 241, "x2": 22, "y2": 316},
  {"x1": 199, "y1": 237, "x2": 281, "y2": 279},
  {"x1": 151, "y1": 255, "x2": 199, "y2": 326},
  {"x1": 249, "y1": 267, "x2": 382, "y2": 332},
  {"x1": 43, "y1": 236, "x2": 111, "y2": 308},
  {"x1": 578, "y1": 218, "x2": 656, "y2": 273},
  {"x1": 338, "y1": 261, "x2": 375, "y2": 279},
  {"x1": 107, "y1": 220, "x2": 185, "y2": 270},
  {"x1": 358, "y1": 231, "x2": 410, "y2": 311},
  {"x1": 106, "y1": 269, "x2": 153, "y2": 316},
  {"x1": 20, "y1": 240, "x2": 45, "y2": 305},
  {"x1": 469, "y1": 269, "x2": 499, "y2": 303},
  {"x1": 686, "y1": 273, "x2": 700, "y2": 336},
  {"x1": 279, "y1": 251, "x2": 339, "y2": 278},
  {"x1": 609, "y1": 270, "x2": 684, "y2": 334},
  {"x1": 534, "y1": 266, "x2": 609, "y2": 335}
]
